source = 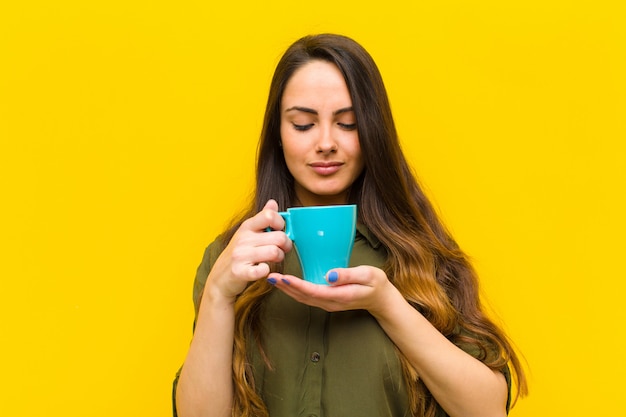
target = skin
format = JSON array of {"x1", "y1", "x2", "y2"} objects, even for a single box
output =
[
  {"x1": 176, "y1": 199, "x2": 290, "y2": 417},
  {"x1": 176, "y1": 60, "x2": 508, "y2": 417},
  {"x1": 280, "y1": 60, "x2": 364, "y2": 207},
  {"x1": 268, "y1": 268, "x2": 508, "y2": 417}
]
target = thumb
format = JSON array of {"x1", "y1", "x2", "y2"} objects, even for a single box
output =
[
  {"x1": 326, "y1": 269, "x2": 343, "y2": 284},
  {"x1": 264, "y1": 199, "x2": 279, "y2": 212}
]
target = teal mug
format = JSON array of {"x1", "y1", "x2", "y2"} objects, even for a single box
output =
[{"x1": 278, "y1": 205, "x2": 357, "y2": 285}]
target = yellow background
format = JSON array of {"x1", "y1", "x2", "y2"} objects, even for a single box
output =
[{"x1": 1, "y1": 1, "x2": 624, "y2": 416}]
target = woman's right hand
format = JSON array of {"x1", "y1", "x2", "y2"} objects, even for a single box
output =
[
  {"x1": 205, "y1": 199, "x2": 292, "y2": 302},
  {"x1": 177, "y1": 201, "x2": 289, "y2": 417}
]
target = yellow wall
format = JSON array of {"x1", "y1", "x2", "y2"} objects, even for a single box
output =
[{"x1": 1, "y1": 1, "x2": 624, "y2": 415}]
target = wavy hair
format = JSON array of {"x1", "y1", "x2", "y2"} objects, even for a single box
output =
[{"x1": 222, "y1": 33, "x2": 527, "y2": 417}]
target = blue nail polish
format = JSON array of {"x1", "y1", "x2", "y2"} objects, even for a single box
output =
[
  {"x1": 281, "y1": 278, "x2": 291, "y2": 285},
  {"x1": 328, "y1": 271, "x2": 338, "y2": 283},
  {"x1": 267, "y1": 277, "x2": 277, "y2": 285}
]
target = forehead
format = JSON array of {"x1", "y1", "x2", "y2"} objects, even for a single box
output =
[{"x1": 281, "y1": 60, "x2": 351, "y2": 108}]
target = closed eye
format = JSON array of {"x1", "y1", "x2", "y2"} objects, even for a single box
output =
[
  {"x1": 293, "y1": 123, "x2": 314, "y2": 131},
  {"x1": 338, "y1": 123, "x2": 357, "y2": 130}
]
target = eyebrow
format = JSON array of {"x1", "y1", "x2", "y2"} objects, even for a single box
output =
[{"x1": 284, "y1": 106, "x2": 354, "y2": 116}]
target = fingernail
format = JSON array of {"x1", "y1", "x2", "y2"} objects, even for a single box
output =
[
  {"x1": 281, "y1": 278, "x2": 291, "y2": 285},
  {"x1": 327, "y1": 271, "x2": 338, "y2": 283},
  {"x1": 267, "y1": 277, "x2": 277, "y2": 285}
]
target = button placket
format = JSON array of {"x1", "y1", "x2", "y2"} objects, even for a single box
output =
[{"x1": 301, "y1": 307, "x2": 327, "y2": 417}]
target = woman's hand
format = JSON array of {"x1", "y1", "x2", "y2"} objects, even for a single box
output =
[
  {"x1": 267, "y1": 265, "x2": 398, "y2": 315},
  {"x1": 178, "y1": 204, "x2": 290, "y2": 417},
  {"x1": 269, "y1": 265, "x2": 507, "y2": 417},
  {"x1": 206, "y1": 199, "x2": 292, "y2": 302}
]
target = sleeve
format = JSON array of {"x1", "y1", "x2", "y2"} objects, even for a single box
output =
[
  {"x1": 172, "y1": 238, "x2": 226, "y2": 417},
  {"x1": 172, "y1": 367, "x2": 181, "y2": 417},
  {"x1": 191, "y1": 241, "x2": 224, "y2": 325},
  {"x1": 503, "y1": 364, "x2": 512, "y2": 413}
]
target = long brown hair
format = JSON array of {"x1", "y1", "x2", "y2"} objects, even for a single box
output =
[{"x1": 224, "y1": 33, "x2": 527, "y2": 417}]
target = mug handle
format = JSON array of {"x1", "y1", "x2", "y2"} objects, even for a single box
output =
[
  {"x1": 278, "y1": 211, "x2": 293, "y2": 240},
  {"x1": 265, "y1": 212, "x2": 292, "y2": 240}
]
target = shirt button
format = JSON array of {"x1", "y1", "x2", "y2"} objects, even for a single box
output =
[{"x1": 310, "y1": 352, "x2": 321, "y2": 362}]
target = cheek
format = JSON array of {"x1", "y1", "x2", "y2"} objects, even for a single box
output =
[
  {"x1": 281, "y1": 141, "x2": 303, "y2": 170},
  {"x1": 349, "y1": 136, "x2": 363, "y2": 161},
  {"x1": 279, "y1": 123, "x2": 298, "y2": 150},
  {"x1": 281, "y1": 131, "x2": 308, "y2": 160}
]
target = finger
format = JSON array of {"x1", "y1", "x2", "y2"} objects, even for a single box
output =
[
  {"x1": 326, "y1": 269, "x2": 341, "y2": 284},
  {"x1": 255, "y1": 244, "x2": 287, "y2": 264},
  {"x1": 245, "y1": 200, "x2": 285, "y2": 232},
  {"x1": 267, "y1": 272, "x2": 293, "y2": 287},
  {"x1": 271, "y1": 273, "x2": 344, "y2": 301},
  {"x1": 231, "y1": 244, "x2": 286, "y2": 269},
  {"x1": 238, "y1": 262, "x2": 270, "y2": 280},
  {"x1": 325, "y1": 266, "x2": 380, "y2": 286},
  {"x1": 270, "y1": 274, "x2": 361, "y2": 312},
  {"x1": 325, "y1": 268, "x2": 354, "y2": 285},
  {"x1": 235, "y1": 228, "x2": 292, "y2": 255},
  {"x1": 263, "y1": 199, "x2": 279, "y2": 212},
  {"x1": 263, "y1": 230, "x2": 293, "y2": 252},
  {"x1": 268, "y1": 273, "x2": 321, "y2": 299}
]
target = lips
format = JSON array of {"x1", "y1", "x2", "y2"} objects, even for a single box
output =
[{"x1": 309, "y1": 161, "x2": 343, "y2": 176}]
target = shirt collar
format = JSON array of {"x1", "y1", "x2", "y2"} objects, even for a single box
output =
[{"x1": 356, "y1": 223, "x2": 382, "y2": 249}]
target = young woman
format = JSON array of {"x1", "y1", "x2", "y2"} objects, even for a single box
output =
[{"x1": 174, "y1": 33, "x2": 527, "y2": 417}]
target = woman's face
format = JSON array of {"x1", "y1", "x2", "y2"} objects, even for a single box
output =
[{"x1": 280, "y1": 60, "x2": 364, "y2": 206}]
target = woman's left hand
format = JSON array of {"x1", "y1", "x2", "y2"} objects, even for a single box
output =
[
  {"x1": 270, "y1": 266, "x2": 508, "y2": 417},
  {"x1": 267, "y1": 266, "x2": 399, "y2": 315}
]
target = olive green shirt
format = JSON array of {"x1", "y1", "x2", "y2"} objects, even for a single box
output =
[{"x1": 174, "y1": 224, "x2": 511, "y2": 417}]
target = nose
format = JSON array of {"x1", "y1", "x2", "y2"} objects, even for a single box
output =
[{"x1": 315, "y1": 124, "x2": 337, "y2": 154}]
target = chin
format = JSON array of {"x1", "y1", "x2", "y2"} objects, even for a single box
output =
[{"x1": 309, "y1": 190, "x2": 350, "y2": 205}]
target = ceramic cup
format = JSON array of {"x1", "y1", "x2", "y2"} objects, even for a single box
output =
[{"x1": 279, "y1": 205, "x2": 357, "y2": 285}]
